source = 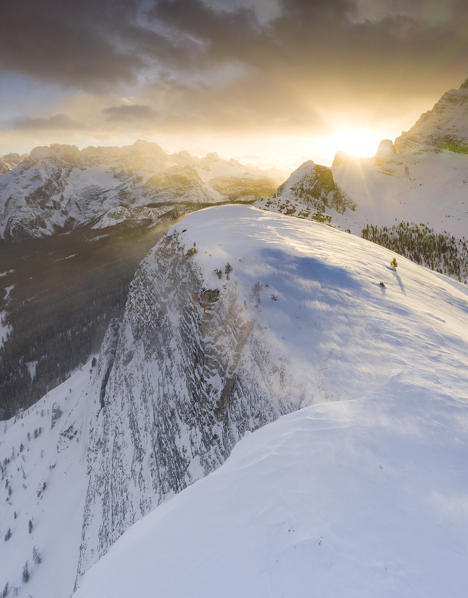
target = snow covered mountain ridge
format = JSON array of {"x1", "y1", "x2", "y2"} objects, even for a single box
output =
[
  {"x1": 1, "y1": 205, "x2": 468, "y2": 597},
  {"x1": 0, "y1": 140, "x2": 280, "y2": 239},
  {"x1": 395, "y1": 78, "x2": 468, "y2": 154}
]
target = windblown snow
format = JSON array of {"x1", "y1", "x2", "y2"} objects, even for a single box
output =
[
  {"x1": 77, "y1": 392, "x2": 468, "y2": 598},
  {"x1": 1, "y1": 205, "x2": 468, "y2": 597},
  {"x1": 76, "y1": 206, "x2": 468, "y2": 598}
]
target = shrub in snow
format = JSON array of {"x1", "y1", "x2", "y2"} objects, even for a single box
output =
[
  {"x1": 51, "y1": 404, "x2": 63, "y2": 428},
  {"x1": 225, "y1": 262, "x2": 232, "y2": 279},
  {"x1": 22, "y1": 562, "x2": 29, "y2": 583},
  {"x1": 186, "y1": 243, "x2": 197, "y2": 257},
  {"x1": 33, "y1": 546, "x2": 42, "y2": 564}
]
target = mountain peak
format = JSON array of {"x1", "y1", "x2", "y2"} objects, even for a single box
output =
[
  {"x1": 130, "y1": 139, "x2": 165, "y2": 157},
  {"x1": 0, "y1": 152, "x2": 24, "y2": 174},
  {"x1": 27, "y1": 143, "x2": 81, "y2": 164},
  {"x1": 374, "y1": 139, "x2": 398, "y2": 165},
  {"x1": 395, "y1": 80, "x2": 468, "y2": 154},
  {"x1": 257, "y1": 159, "x2": 354, "y2": 222}
]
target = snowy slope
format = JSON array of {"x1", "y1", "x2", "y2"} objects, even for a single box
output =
[
  {"x1": 257, "y1": 148, "x2": 468, "y2": 239},
  {"x1": 76, "y1": 393, "x2": 468, "y2": 598},
  {"x1": 332, "y1": 150, "x2": 468, "y2": 237},
  {"x1": 2, "y1": 205, "x2": 468, "y2": 597},
  {"x1": 0, "y1": 363, "x2": 94, "y2": 598},
  {"x1": 73, "y1": 205, "x2": 468, "y2": 598}
]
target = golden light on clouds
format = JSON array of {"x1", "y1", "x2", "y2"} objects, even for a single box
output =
[{"x1": 1, "y1": 0, "x2": 467, "y2": 171}]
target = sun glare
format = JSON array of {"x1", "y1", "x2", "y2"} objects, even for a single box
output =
[{"x1": 331, "y1": 128, "x2": 382, "y2": 158}]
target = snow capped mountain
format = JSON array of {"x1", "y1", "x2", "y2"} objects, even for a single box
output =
[
  {"x1": 0, "y1": 153, "x2": 25, "y2": 176},
  {"x1": 257, "y1": 160, "x2": 355, "y2": 223},
  {"x1": 0, "y1": 141, "x2": 279, "y2": 239},
  {"x1": 0, "y1": 142, "x2": 279, "y2": 419},
  {"x1": 257, "y1": 80, "x2": 468, "y2": 282},
  {"x1": 395, "y1": 78, "x2": 468, "y2": 154},
  {"x1": 2, "y1": 205, "x2": 468, "y2": 597}
]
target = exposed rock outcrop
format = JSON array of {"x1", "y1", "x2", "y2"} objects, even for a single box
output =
[
  {"x1": 77, "y1": 227, "x2": 297, "y2": 579},
  {"x1": 256, "y1": 161, "x2": 354, "y2": 223},
  {"x1": 395, "y1": 79, "x2": 468, "y2": 154}
]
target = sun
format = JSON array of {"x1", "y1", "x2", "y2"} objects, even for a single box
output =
[{"x1": 331, "y1": 128, "x2": 381, "y2": 158}]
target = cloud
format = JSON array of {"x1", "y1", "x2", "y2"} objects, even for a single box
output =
[
  {"x1": 102, "y1": 104, "x2": 158, "y2": 122},
  {"x1": 148, "y1": 0, "x2": 467, "y2": 89},
  {"x1": 0, "y1": 1, "x2": 146, "y2": 89},
  {"x1": 138, "y1": 0, "x2": 467, "y2": 132},
  {"x1": 1, "y1": 0, "x2": 467, "y2": 138},
  {"x1": 6, "y1": 113, "x2": 83, "y2": 131},
  {"x1": 3, "y1": 1, "x2": 465, "y2": 92}
]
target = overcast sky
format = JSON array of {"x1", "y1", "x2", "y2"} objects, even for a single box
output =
[{"x1": 1, "y1": 0, "x2": 467, "y2": 167}]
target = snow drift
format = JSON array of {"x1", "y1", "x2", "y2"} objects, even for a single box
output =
[
  {"x1": 75, "y1": 205, "x2": 468, "y2": 598},
  {"x1": 1, "y1": 205, "x2": 468, "y2": 597}
]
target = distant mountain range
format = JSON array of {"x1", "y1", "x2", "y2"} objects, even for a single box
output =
[
  {"x1": 0, "y1": 143, "x2": 281, "y2": 420},
  {"x1": 0, "y1": 140, "x2": 280, "y2": 239}
]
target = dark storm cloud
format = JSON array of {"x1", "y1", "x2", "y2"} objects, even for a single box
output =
[
  {"x1": 102, "y1": 104, "x2": 159, "y2": 121},
  {"x1": 0, "y1": 0, "x2": 185, "y2": 89},
  {"x1": 1, "y1": 0, "x2": 467, "y2": 131},
  {"x1": 141, "y1": 0, "x2": 467, "y2": 130},
  {"x1": 150, "y1": 0, "x2": 467, "y2": 94},
  {"x1": 6, "y1": 113, "x2": 83, "y2": 131}
]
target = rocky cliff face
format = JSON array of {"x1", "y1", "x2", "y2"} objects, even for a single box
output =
[
  {"x1": 256, "y1": 160, "x2": 355, "y2": 223},
  {"x1": 0, "y1": 153, "x2": 25, "y2": 175},
  {"x1": 77, "y1": 226, "x2": 297, "y2": 579},
  {"x1": 1, "y1": 211, "x2": 300, "y2": 596},
  {"x1": 395, "y1": 79, "x2": 468, "y2": 154}
]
